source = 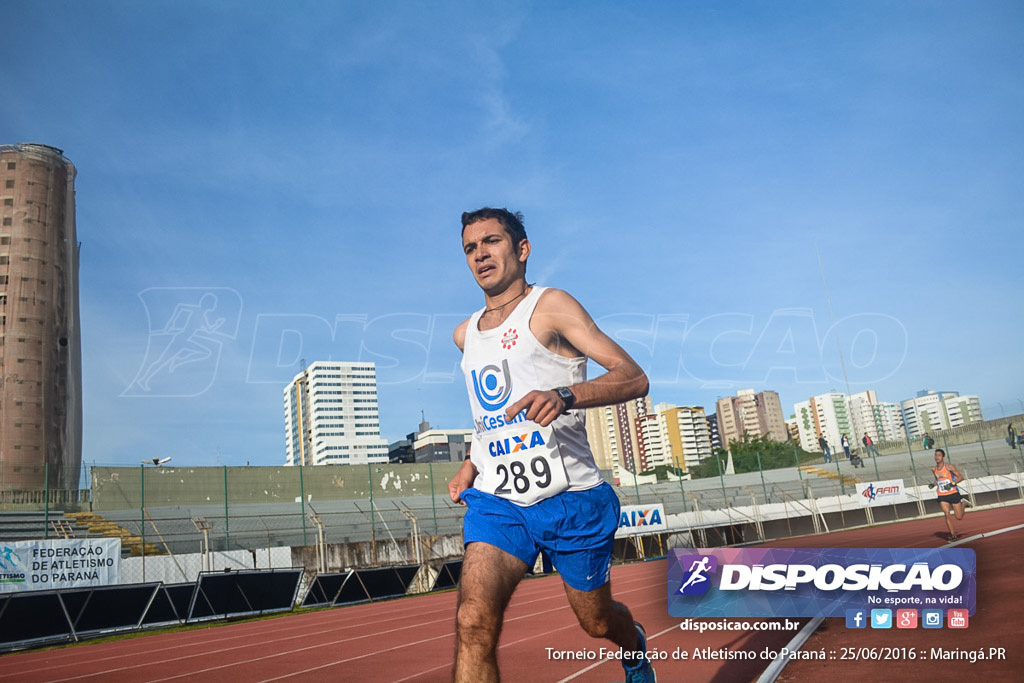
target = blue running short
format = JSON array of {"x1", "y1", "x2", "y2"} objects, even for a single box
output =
[{"x1": 461, "y1": 482, "x2": 620, "y2": 592}]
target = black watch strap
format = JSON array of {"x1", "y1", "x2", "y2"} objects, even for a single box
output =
[{"x1": 555, "y1": 386, "x2": 576, "y2": 411}]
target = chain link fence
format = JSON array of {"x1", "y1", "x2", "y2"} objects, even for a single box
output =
[{"x1": 3, "y1": 434, "x2": 1023, "y2": 581}]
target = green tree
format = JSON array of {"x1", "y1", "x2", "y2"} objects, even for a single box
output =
[{"x1": 690, "y1": 433, "x2": 817, "y2": 479}]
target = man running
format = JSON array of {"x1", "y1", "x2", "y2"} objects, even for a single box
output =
[
  {"x1": 930, "y1": 448, "x2": 969, "y2": 542},
  {"x1": 448, "y1": 208, "x2": 655, "y2": 683}
]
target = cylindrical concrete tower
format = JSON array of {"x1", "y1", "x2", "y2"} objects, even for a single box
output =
[{"x1": 0, "y1": 143, "x2": 83, "y2": 492}]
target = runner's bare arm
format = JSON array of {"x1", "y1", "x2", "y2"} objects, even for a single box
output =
[
  {"x1": 453, "y1": 318, "x2": 469, "y2": 352},
  {"x1": 504, "y1": 289, "x2": 648, "y2": 427},
  {"x1": 448, "y1": 318, "x2": 476, "y2": 503}
]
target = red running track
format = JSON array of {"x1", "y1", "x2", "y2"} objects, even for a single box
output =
[{"x1": 0, "y1": 504, "x2": 1020, "y2": 682}]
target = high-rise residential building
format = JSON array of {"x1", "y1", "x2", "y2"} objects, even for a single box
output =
[
  {"x1": 944, "y1": 395, "x2": 983, "y2": 429},
  {"x1": 901, "y1": 390, "x2": 983, "y2": 437},
  {"x1": 0, "y1": 144, "x2": 82, "y2": 492},
  {"x1": 793, "y1": 392, "x2": 852, "y2": 454},
  {"x1": 283, "y1": 361, "x2": 389, "y2": 466},
  {"x1": 634, "y1": 412, "x2": 664, "y2": 472},
  {"x1": 715, "y1": 388, "x2": 788, "y2": 448},
  {"x1": 706, "y1": 413, "x2": 722, "y2": 451},
  {"x1": 654, "y1": 403, "x2": 713, "y2": 472},
  {"x1": 785, "y1": 417, "x2": 801, "y2": 443},
  {"x1": 847, "y1": 390, "x2": 904, "y2": 442},
  {"x1": 585, "y1": 396, "x2": 653, "y2": 480}
]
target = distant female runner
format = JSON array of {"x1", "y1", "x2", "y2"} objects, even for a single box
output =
[{"x1": 930, "y1": 449, "x2": 970, "y2": 541}]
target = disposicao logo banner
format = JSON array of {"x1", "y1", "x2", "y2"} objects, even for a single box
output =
[{"x1": 667, "y1": 547, "x2": 975, "y2": 618}]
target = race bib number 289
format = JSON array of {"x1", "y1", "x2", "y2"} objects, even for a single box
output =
[{"x1": 479, "y1": 422, "x2": 569, "y2": 506}]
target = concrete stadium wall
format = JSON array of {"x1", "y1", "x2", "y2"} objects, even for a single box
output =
[
  {"x1": 876, "y1": 415, "x2": 1024, "y2": 456},
  {"x1": 120, "y1": 547, "x2": 293, "y2": 585},
  {"x1": 91, "y1": 462, "x2": 464, "y2": 511},
  {"x1": 292, "y1": 534, "x2": 465, "y2": 572}
]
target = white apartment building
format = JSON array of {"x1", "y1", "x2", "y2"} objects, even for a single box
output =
[
  {"x1": 284, "y1": 361, "x2": 389, "y2": 466},
  {"x1": 901, "y1": 391, "x2": 983, "y2": 436},
  {"x1": 944, "y1": 395, "x2": 983, "y2": 429},
  {"x1": 847, "y1": 390, "x2": 905, "y2": 443},
  {"x1": 636, "y1": 413, "x2": 667, "y2": 471},
  {"x1": 793, "y1": 392, "x2": 852, "y2": 454}
]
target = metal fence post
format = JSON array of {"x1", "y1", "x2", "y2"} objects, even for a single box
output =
[
  {"x1": 978, "y1": 431, "x2": 991, "y2": 476},
  {"x1": 834, "y1": 453, "x2": 845, "y2": 495},
  {"x1": 140, "y1": 463, "x2": 146, "y2": 581},
  {"x1": 429, "y1": 462, "x2": 438, "y2": 535},
  {"x1": 44, "y1": 462, "x2": 50, "y2": 539},
  {"x1": 223, "y1": 465, "x2": 230, "y2": 550},
  {"x1": 905, "y1": 429, "x2": 917, "y2": 480},
  {"x1": 756, "y1": 452, "x2": 768, "y2": 503},
  {"x1": 715, "y1": 452, "x2": 727, "y2": 507},
  {"x1": 299, "y1": 465, "x2": 307, "y2": 546},
  {"x1": 369, "y1": 463, "x2": 376, "y2": 566}
]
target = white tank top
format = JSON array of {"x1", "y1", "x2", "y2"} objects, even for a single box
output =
[{"x1": 461, "y1": 286, "x2": 602, "y2": 505}]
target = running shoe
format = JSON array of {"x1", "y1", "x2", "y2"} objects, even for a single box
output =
[{"x1": 623, "y1": 622, "x2": 656, "y2": 683}]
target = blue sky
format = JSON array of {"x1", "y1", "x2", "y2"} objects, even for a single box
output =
[{"x1": 3, "y1": 1, "x2": 1022, "y2": 472}]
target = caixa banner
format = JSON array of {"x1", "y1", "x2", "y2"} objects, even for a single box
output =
[
  {"x1": 667, "y1": 548, "x2": 975, "y2": 617},
  {"x1": 615, "y1": 504, "x2": 666, "y2": 538}
]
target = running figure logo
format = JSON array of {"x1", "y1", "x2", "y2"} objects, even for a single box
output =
[
  {"x1": 862, "y1": 483, "x2": 877, "y2": 502},
  {"x1": 124, "y1": 288, "x2": 242, "y2": 397},
  {"x1": 677, "y1": 555, "x2": 718, "y2": 595},
  {"x1": 0, "y1": 546, "x2": 22, "y2": 571}
]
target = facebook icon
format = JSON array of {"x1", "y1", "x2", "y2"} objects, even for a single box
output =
[{"x1": 846, "y1": 609, "x2": 866, "y2": 629}]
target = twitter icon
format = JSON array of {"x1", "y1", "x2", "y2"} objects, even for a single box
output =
[{"x1": 870, "y1": 609, "x2": 892, "y2": 629}]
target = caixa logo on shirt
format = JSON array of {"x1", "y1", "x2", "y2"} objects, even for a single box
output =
[
  {"x1": 471, "y1": 359, "x2": 512, "y2": 411},
  {"x1": 488, "y1": 430, "x2": 546, "y2": 457}
]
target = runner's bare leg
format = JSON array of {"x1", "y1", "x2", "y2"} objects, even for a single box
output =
[
  {"x1": 562, "y1": 581, "x2": 641, "y2": 651},
  {"x1": 940, "y1": 501, "x2": 957, "y2": 537},
  {"x1": 453, "y1": 542, "x2": 529, "y2": 682}
]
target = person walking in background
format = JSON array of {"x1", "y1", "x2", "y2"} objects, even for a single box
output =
[
  {"x1": 1009, "y1": 423, "x2": 1017, "y2": 450},
  {"x1": 841, "y1": 434, "x2": 851, "y2": 461},
  {"x1": 862, "y1": 432, "x2": 880, "y2": 458},
  {"x1": 818, "y1": 434, "x2": 832, "y2": 463}
]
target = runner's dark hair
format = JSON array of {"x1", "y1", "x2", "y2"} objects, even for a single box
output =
[{"x1": 461, "y1": 207, "x2": 527, "y2": 244}]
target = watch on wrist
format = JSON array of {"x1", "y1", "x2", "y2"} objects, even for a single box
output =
[{"x1": 555, "y1": 386, "x2": 576, "y2": 412}]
